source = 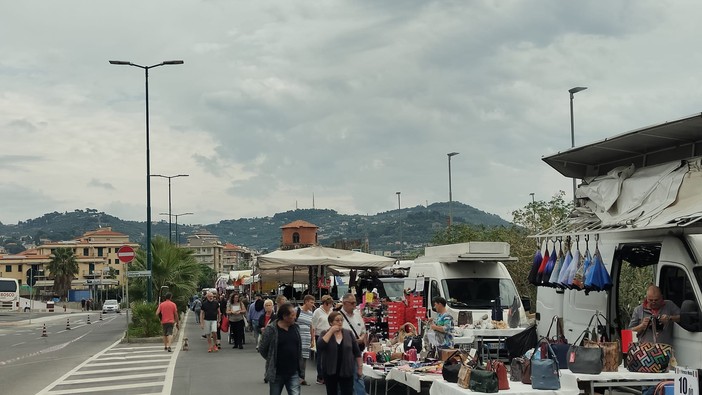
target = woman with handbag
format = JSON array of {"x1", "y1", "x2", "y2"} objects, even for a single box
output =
[
  {"x1": 317, "y1": 311, "x2": 363, "y2": 395},
  {"x1": 227, "y1": 293, "x2": 247, "y2": 349}
]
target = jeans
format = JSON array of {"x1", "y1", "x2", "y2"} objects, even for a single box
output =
[
  {"x1": 316, "y1": 350, "x2": 324, "y2": 381},
  {"x1": 194, "y1": 310, "x2": 201, "y2": 323},
  {"x1": 252, "y1": 322, "x2": 260, "y2": 346},
  {"x1": 269, "y1": 373, "x2": 300, "y2": 395}
]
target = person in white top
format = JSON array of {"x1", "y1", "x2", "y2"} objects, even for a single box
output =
[
  {"x1": 312, "y1": 295, "x2": 334, "y2": 385},
  {"x1": 339, "y1": 293, "x2": 367, "y2": 395}
]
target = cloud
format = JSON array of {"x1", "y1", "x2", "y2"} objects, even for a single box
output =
[{"x1": 88, "y1": 179, "x2": 115, "y2": 190}]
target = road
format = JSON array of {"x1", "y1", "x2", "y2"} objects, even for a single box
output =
[{"x1": 1, "y1": 311, "x2": 424, "y2": 394}]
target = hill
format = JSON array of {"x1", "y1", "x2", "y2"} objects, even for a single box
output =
[{"x1": 0, "y1": 202, "x2": 512, "y2": 254}]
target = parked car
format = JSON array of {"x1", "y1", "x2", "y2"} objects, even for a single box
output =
[{"x1": 102, "y1": 299, "x2": 121, "y2": 314}]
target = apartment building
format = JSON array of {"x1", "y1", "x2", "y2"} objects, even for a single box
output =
[{"x1": 182, "y1": 229, "x2": 223, "y2": 273}]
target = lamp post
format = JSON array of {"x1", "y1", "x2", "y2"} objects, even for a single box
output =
[
  {"x1": 151, "y1": 174, "x2": 189, "y2": 243},
  {"x1": 529, "y1": 192, "x2": 536, "y2": 227},
  {"x1": 447, "y1": 152, "x2": 460, "y2": 228},
  {"x1": 396, "y1": 191, "x2": 402, "y2": 258},
  {"x1": 110, "y1": 59, "x2": 184, "y2": 303},
  {"x1": 166, "y1": 212, "x2": 193, "y2": 246},
  {"x1": 569, "y1": 86, "x2": 587, "y2": 206}
]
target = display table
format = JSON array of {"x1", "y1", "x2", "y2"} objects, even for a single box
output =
[
  {"x1": 561, "y1": 366, "x2": 677, "y2": 395},
  {"x1": 362, "y1": 364, "x2": 387, "y2": 395},
  {"x1": 385, "y1": 367, "x2": 443, "y2": 393},
  {"x1": 429, "y1": 379, "x2": 580, "y2": 395},
  {"x1": 453, "y1": 327, "x2": 526, "y2": 344}
]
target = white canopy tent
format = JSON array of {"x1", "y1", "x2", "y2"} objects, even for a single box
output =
[{"x1": 257, "y1": 245, "x2": 396, "y2": 270}]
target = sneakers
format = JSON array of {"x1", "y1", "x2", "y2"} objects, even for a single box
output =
[
  {"x1": 316, "y1": 379, "x2": 324, "y2": 385},
  {"x1": 300, "y1": 380, "x2": 309, "y2": 386},
  {"x1": 167, "y1": 347, "x2": 172, "y2": 353}
]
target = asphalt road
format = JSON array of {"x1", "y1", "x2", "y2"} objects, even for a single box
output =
[{"x1": 0, "y1": 311, "x2": 127, "y2": 395}]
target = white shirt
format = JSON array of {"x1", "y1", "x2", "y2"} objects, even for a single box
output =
[
  {"x1": 341, "y1": 307, "x2": 366, "y2": 337},
  {"x1": 312, "y1": 306, "x2": 331, "y2": 332}
]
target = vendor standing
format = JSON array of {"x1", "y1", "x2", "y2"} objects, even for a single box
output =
[
  {"x1": 429, "y1": 296, "x2": 454, "y2": 349},
  {"x1": 628, "y1": 285, "x2": 680, "y2": 344}
]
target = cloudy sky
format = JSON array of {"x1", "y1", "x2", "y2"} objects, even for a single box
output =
[{"x1": 1, "y1": 1, "x2": 701, "y2": 226}]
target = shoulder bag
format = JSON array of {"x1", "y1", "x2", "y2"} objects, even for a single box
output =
[
  {"x1": 583, "y1": 313, "x2": 621, "y2": 371},
  {"x1": 469, "y1": 367, "x2": 499, "y2": 393},
  {"x1": 531, "y1": 341, "x2": 561, "y2": 390},
  {"x1": 485, "y1": 353, "x2": 509, "y2": 390},
  {"x1": 625, "y1": 316, "x2": 674, "y2": 373},
  {"x1": 457, "y1": 362, "x2": 472, "y2": 389},
  {"x1": 510, "y1": 357, "x2": 525, "y2": 382},
  {"x1": 567, "y1": 329, "x2": 604, "y2": 374},
  {"x1": 546, "y1": 316, "x2": 570, "y2": 368},
  {"x1": 442, "y1": 350, "x2": 464, "y2": 383}
]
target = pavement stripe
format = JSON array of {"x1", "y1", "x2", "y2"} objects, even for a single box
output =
[
  {"x1": 69, "y1": 366, "x2": 166, "y2": 376},
  {"x1": 46, "y1": 382, "x2": 163, "y2": 394},
  {"x1": 60, "y1": 372, "x2": 166, "y2": 385},
  {"x1": 83, "y1": 358, "x2": 171, "y2": 367}
]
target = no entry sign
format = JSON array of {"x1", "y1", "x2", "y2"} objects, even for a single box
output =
[{"x1": 117, "y1": 245, "x2": 136, "y2": 263}]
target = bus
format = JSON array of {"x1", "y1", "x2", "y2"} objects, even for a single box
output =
[{"x1": 0, "y1": 278, "x2": 20, "y2": 312}]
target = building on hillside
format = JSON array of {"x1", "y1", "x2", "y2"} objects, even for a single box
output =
[
  {"x1": 182, "y1": 229, "x2": 223, "y2": 273},
  {"x1": 280, "y1": 220, "x2": 318, "y2": 250},
  {"x1": 222, "y1": 243, "x2": 254, "y2": 272},
  {"x1": 0, "y1": 227, "x2": 138, "y2": 301}
]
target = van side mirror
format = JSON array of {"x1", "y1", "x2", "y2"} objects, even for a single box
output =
[{"x1": 521, "y1": 297, "x2": 532, "y2": 313}]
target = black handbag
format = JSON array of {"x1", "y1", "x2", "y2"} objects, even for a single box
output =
[
  {"x1": 567, "y1": 329, "x2": 604, "y2": 374},
  {"x1": 442, "y1": 350, "x2": 463, "y2": 383},
  {"x1": 469, "y1": 368, "x2": 499, "y2": 393},
  {"x1": 403, "y1": 336, "x2": 422, "y2": 352},
  {"x1": 545, "y1": 316, "x2": 570, "y2": 368}
]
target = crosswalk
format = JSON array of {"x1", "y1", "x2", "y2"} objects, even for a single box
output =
[{"x1": 37, "y1": 340, "x2": 179, "y2": 395}]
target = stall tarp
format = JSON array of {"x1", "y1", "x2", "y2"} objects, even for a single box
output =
[
  {"x1": 257, "y1": 246, "x2": 396, "y2": 270},
  {"x1": 255, "y1": 267, "x2": 342, "y2": 284},
  {"x1": 229, "y1": 270, "x2": 253, "y2": 281}
]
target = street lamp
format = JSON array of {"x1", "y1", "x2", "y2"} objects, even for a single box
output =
[
  {"x1": 110, "y1": 59, "x2": 184, "y2": 303},
  {"x1": 167, "y1": 212, "x2": 194, "y2": 246},
  {"x1": 396, "y1": 191, "x2": 402, "y2": 258},
  {"x1": 447, "y1": 152, "x2": 460, "y2": 228},
  {"x1": 569, "y1": 86, "x2": 587, "y2": 206},
  {"x1": 529, "y1": 192, "x2": 536, "y2": 225},
  {"x1": 151, "y1": 174, "x2": 189, "y2": 243}
]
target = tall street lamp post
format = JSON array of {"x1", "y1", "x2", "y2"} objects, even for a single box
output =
[
  {"x1": 569, "y1": 86, "x2": 587, "y2": 206},
  {"x1": 151, "y1": 174, "x2": 189, "y2": 243},
  {"x1": 167, "y1": 212, "x2": 193, "y2": 246},
  {"x1": 110, "y1": 59, "x2": 184, "y2": 302},
  {"x1": 396, "y1": 191, "x2": 402, "y2": 258},
  {"x1": 447, "y1": 152, "x2": 460, "y2": 229},
  {"x1": 529, "y1": 192, "x2": 536, "y2": 226}
]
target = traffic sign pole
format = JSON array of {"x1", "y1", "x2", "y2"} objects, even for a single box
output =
[{"x1": 117, "y1": 245, "x2": 135, "y2": 344}]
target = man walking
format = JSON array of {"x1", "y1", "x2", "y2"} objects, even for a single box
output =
[
  {"x1": 155, "y1": 292, "x2": 179, "y2": 352},
  {"x1": 200, "y1": 291, "x2": 221, "y2": 353},
  {"x1": 259, "y1": 302, "x2": 303, "y2": 394},
  {"x1": 192, "y1": 296, "x2": 202, "y2": 324}
]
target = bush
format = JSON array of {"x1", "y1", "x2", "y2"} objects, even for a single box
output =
[{"x1": 127, "y1": 302, "x2": 162, "y2": 338}]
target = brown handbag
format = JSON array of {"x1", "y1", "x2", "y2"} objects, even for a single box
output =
[
  {"x1": 486, "y1": 360, "x2": 510, "y2": 390},
  {"x1": 584, "y1": 339, "x2": 621, "y2": 371},
  {"x1": 520, "y1": 359, "x2": 532, "y2": 385},
  {"x1": 457, "y1": 363, "x2": 472, "y2": 389}
]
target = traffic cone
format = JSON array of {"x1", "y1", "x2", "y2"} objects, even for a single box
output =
[
  {"x1": 41, "y1": 324, "x2": 48, "y2": 337},
  {"x1": 99, "y1": 312, "x2": 103, "y2": 321},
  {"x1": 66, "y1": 318, "x2": 71, "y2": 330},
  {"x1": 87, "y1": 315, "x2": 91, "y2": 325}
]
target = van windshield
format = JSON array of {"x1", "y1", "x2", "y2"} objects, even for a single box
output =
[
  {"x1": 380, "y1": 280, "x2": 405, "y2": 301},
  {"x1": 443, "y1": 278, "x2": 518, "y2": 309}
]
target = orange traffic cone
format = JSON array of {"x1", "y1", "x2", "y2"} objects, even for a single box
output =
[
  {"x1": 41, "y1": 324, "x2": 48, "y2": 337},
  {"x1": 87, "y1": 315, "x2": 91, "y2": 325},
  {"x1": 66, "y1": 318, "x2": 71, "y2": 330}
]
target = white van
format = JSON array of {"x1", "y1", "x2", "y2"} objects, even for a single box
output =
[
  {"x1": 535, "y1": 113, "x2": 702, "y2": 369},
  {"x1": 408, "y1": 242, "x2": 526, "y2": 325}
]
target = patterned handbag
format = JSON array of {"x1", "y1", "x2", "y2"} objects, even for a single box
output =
[{"x1": 626, "y1": 319, "x2": 674, "y2": 373}]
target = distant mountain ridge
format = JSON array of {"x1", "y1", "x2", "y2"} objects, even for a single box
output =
[{"x1": 0, "y1": 202, "x2": 511, "y2": 254}]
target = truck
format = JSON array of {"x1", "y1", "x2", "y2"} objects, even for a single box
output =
[
  {"x1": 534, "y1": 112, "x2": 702, "y2": 369},
  {"x1": 407, "y1": 241, "x2": 526, "y2": 325}
]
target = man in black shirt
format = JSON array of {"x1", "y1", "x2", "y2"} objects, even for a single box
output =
[
  {"x1": 200, "y1": 292, "x2": 221, "y2": 353},
  {"x1": 259, "y1": 302, "x2": 303, "y2": 394}
]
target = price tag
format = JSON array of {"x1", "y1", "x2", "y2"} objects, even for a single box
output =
[{"x1": 675, "y1": 366, "x2": 699, "y2": 395}]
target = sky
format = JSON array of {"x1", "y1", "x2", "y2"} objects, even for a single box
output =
[{"x1": 2, "y1": 1, "x2": 701, "y2": 227}]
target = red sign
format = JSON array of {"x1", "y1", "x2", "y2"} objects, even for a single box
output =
[{"x1": 117, "y1": 245, "x2": 136, "y2": 263}]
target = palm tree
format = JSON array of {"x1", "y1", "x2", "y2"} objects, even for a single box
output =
[
  {"x1": 46, "y1": 247, "x2": 79, "y2": 299},
  {"x1": 129, "y1": 236, "x2": 201, "y2": 310}
]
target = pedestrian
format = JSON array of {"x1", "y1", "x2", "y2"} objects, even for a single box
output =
[
  {"x1": 155, "y1": 292, "x2": 179, "y2": 352},
  {"x1": 227, "y1": 293, "x2": 247, "y2": 349},
  {"x1": 192, "y1": 297, "x2": 202, "y2": 324},
  {"x1": 339, "y1": 293, "x2": 367, "y2": 395},
  {"x1": 317, "y1": 311, "x2": 363, "y2": 395},
  {"x1": 200, "y1": 291, "x2": 221, "y2": 353},
  {"x1": 629, "y1": 285, "x2": 680, "y2": 344},
  {"x1": 215, "y1": 293, "x2": 227, "y2": 350},
  {"x1": 312, "y1": 295, "x2": 334, "y2": 385},
  {"x1": 274, "y1": 294, "x2": 288, "y2": 313},
  {"x1": 247, "y1": 294, "x2": 265, "y2": 350},
  {"x1": 86, "y1": 299, "x2": 92, "y2": 311},
  {"x1": 259, "y1": 302, "x2": 303, "y2": 394},
  {"x1": 427, "y1": 296, "x2": 454, "y2": 349},
  {"x1": 296, "y1": 294, "x2": 316, "y2": 385},
  {"x1": 81, "y1": 298, "x2": 86, "y2": 311}
]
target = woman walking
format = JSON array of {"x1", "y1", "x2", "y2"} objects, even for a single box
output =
[
  {"x1": 312, "y1": 295, "x2": 334, "y2": 385},
  {"x1": 296, "y1": 295, "x2": 316, "y2": 385},
  {"x1": 227, "y1": 293, "x2": 247, "y2": 349},
  {"x1": 317, "y1": 311, "x2": 362, "y2": 395}
]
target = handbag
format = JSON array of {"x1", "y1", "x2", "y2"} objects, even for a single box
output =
[
  {"x1": 567, "y1": 343, "x2": 603, "y2": 374},
  {"x1": 506, "y1": 324, "x2": 538, "y2": 360},
  {"x1": 469, "y1": 368, "x2": 499, "y2": 393},
  {"x1": 626, "y1": 342, "x2": 673, "y2": 373},
  {"x1": 546, "y1": 316, "x2": 570, "y2": 368},
  {"x1": 510, "y1": 357, "x2": 524, "y2": 382},
  {"x1": 220, "y1": 315, "x2": 229, "y2": 332},
  {"x1": 521, "y1": 358, "x2": 532, "y2": 385},
  {"x1": 442, "y1": 350, "x2": 464, "y2": 383},
  {"x1": 585, "y1": 339, "x2": 620, "y2": 371},
  {"x1": 403, "y1": 336, "x2": 423, "y2": 352},
  {"x1": 531, "y1": 342, "x2": 561, "y2": 390},
  {"x1": 403, "y1": 348, "x2": 418, "y2": 361},
  {"x1": 485, "y1": 359, "x2": 510, "y2": 390},
  {"x1": 457, "y1": 363, "x2": 472, "y2": 389}
]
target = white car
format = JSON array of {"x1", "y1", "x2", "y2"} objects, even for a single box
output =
[{"x1": 102, "y1": 299, "x2": 121, "y2": 314}]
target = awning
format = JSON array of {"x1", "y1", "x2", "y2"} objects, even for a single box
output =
[{"x1": 258, "y1": 246, "x2": 396, "y2": 270}]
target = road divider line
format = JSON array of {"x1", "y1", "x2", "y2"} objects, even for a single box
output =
[
  {"x1": 69, "y1": 366, "x2": 167, "y2": 376},
  {"x1": 44, "y1": 381, "x2": 163, "y2": 394},
  {"x1": 60, "y1": 372, "x2": 166, "y2": 385}
]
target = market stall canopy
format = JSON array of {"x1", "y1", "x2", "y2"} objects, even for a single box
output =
[
  {"x1": 255, "y1": 267, "x2": 343, "y2": 284},
  {"x1": 257, "y1": 246, "x2": 396, "y2": 270},
  {"x1": 229, "y1": 269, "x2": 253, "y2": 281}
]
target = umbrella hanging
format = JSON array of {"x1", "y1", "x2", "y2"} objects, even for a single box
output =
[
  {"x1": 528, "y1": 243, "x2": 544, "y2": 286},
  {"x1": 548, "y1": 242, "x2": 565, "y2": 287}
]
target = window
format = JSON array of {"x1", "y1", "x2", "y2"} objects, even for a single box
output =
[
  {"x1": 293, "y1": 232, "x2": 300, "y2": 243},
  {"x1": 660, "y1": 265, "x2": 701, "y2": 333},
  {"x1": 442, "y1": 278, "x2": 519, "y2": 309},
  {"x1": 18, "y1": 265, "x2": 22, "y2": 272},
  {"x1": 115, "y1": 270, "x2": 120, "y2": 275},
  {"x1": 114, "y1": 259, "x2": 119, "y2": 264},
  {"x1": 5, "y1": 265, "x2": 11, "y2": 272},
  {"x1": 97, "y1": 247, "x2": 103, "y2": 257},
  {"x1": 83, "y1": 248, "x2": 89, "y2": 256},
  {"x1": 89, "y1": 263, "x2": 95, "y2": 274}
]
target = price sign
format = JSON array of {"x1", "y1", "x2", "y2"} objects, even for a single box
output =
[{"x1": 675, "y1": 366, "x2": 699, "y2": 395}]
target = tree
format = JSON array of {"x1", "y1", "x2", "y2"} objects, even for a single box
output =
[
  {"x1": 46, "y1": 247, "x2": 79, "y2": 300},
  {"x1": 128, "y1": 236, "x2": 201, "y2": 311},
  {"x1": 511, "y1": 190, "x2": 572, "y2": 232}
]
